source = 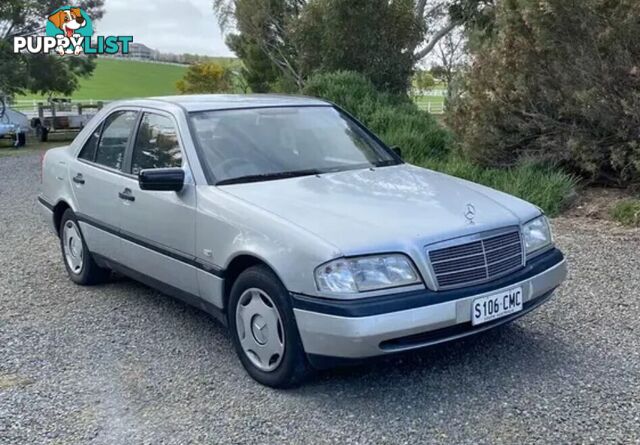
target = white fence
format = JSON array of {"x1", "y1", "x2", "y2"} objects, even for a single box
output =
[{"x1": 417, "y1": 101, "x2": 445, "y2": 114}]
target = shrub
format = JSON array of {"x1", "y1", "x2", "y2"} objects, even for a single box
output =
[
  {"x1": 611, "y1": 199, "x2": 640, "y2": 227},
  {"x1": 303, "y1": 71, "x2": 451, "y2": 161},
  {"x1": 176, "y1": 62, "x2": 233, "y2": 94},
  {"x1": 448, "y1": 0, "x2": 640, "y2": 186}
]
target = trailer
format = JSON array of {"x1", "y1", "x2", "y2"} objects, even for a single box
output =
[{"x1": 31, "y1": 100, "x2": 104, "y2": 142}]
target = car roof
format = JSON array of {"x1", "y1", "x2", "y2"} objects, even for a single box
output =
[{"x1": 132, "y1": 94, "x2": 331, "y2": 113}]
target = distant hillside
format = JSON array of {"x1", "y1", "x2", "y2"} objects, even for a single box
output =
[{"x1": 18, "y1": 58, "x2": 237, "y2": 101}]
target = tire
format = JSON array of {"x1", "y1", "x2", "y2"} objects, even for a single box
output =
[
  {"x1": 39, "y1": 127, "x2": 49, "y2": 142},
  {"x1": 228, "y1": 265, "x2": 312, "y2": 388},
  {"x1": 59, "y1": 209, "x2": 110, "y2": 285},
  {"x1": 15, "y1": 132, "x2": 26, "y2": 147}
]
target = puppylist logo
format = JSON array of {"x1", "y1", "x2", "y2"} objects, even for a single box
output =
[{"x1": 13, "y1": 6, "x2": 133, "y2": 56}]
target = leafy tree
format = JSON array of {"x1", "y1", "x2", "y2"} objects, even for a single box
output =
[
  {"x1": 0, "y1": 0, "x2": 104, "y2": 98},
  {"x1": 176, "y1": 62, "x2": 233, "y2": 94},
  {"x1": 0, "y1": 39, "x2": 26, "y2": 96},
  {"x1": 25, "y1": 53, "x2": 96, "y2": 99},
  {"x1": 294, "y1": 0, "x2": 423, "y2": 93},
  {"x1": 412, "y1": 0, "x2": 493, "y2": 61},
  {"x1": 215, "y1": 0, "x2": 306, "y2": 91},
  {"x1": 226, "y1": 33, "x2": 281, "y2": 92},
  {"x1": 412, "y1": 69, "x2": 436, "y2": 94},
  {"x1": 448, "y1": 0, "x2": 640, "y2": 185}
]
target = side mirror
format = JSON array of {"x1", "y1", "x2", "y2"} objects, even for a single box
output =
[
  {"x1": 138, "y1": 168, "x2": 185, "y2": 192},
  {"x1": 391, "y1": 146, "x2": 402, "y2": 159}
]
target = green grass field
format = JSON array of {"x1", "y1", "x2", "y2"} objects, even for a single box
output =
[{"x1": 17, "y1": 58, "x2": 232, "y2": 101}]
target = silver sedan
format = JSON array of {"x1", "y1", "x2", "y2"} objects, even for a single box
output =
[{"x1": 39, "y1": 95, "x2": 567, "y2": 387}]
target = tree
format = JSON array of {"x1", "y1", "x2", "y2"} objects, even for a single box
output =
[
  {"x1": 413, "y1": 69, "x2": 436, "y2": 94},
  {"x1": 294, "y1": 0, "x2": 423, "y2": 93},
  {"x1": 25, "y1": 53, "x2": 96, "y2": 99},
  {"x1": 215, "y1": 0, "x2": 306, "y2": 91},
  {"x1": 448, "y1": 0, "x2": 640, "y2": 185},
  {"x1": 213, "y1": 0, "x2": 494, "y2": 92},
  {"x1": 226, "y1": 33, "x2": 282, "y2": 92},
  {"x1": 0, "y1": 0, "x2": 104, "y2": 98},
  {"x1": 412, "y1": 0, "x2": 493, "y2": 61},
  {"x1": 431, "y1": 27, "x2": 466, "y2": 98},
  {"x1": 176, "y1": 62, "x2": 233, "y2": 94}
]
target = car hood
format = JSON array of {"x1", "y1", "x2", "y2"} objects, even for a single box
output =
[{"x1": 220, "y1": 164, "x2": 541, "y2": 255}]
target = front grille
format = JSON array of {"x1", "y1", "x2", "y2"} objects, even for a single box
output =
[{"x1": 428, "y1": 230, "x2": 524, "y2": 289}]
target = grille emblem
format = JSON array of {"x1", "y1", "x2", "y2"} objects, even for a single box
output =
[{"x1": 464, "y1": 204, "x2": 476, "y2": 223}]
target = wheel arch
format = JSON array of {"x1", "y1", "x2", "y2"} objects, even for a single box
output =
[
  {"x1": 223, "y1": 253, "x2": 287, "y2": 310},
  {"x1": 52, "y1": 200, "x2": 72, "y2": 236}
]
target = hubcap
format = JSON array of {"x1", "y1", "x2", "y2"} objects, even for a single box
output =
[
  {"x1": 63, "y1": 220, "x2": 84, "y2": 274},
  {"x1": 235, "y1": 288, "x2": 285, "y2": 372}
]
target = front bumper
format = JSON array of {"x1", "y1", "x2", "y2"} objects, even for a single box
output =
[{"x1": 292, "y1": 248, "x2": 567, "y2": 359}]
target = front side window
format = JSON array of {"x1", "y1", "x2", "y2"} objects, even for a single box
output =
[
  {"x1": 94, "y1": 110, "x2": 138, "y2": 170},
  {"x1": 189, "y1": 106, "x2": 399, "y2": 185},
  {"x1": 131, "y1": 113, "x2": 182, "y2": 174}
]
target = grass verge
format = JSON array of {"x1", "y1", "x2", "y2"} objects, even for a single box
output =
[{"x1": 610, "y1": 199, "x2": 640, "y2": 227}]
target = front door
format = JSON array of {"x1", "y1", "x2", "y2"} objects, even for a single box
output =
[{"x1": 117, "y1": 111, "x2": 199, "y2": 296}]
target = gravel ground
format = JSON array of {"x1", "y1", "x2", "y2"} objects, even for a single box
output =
[{"x1": 1, "y1": 153, "x2": 639, "y2": 444}]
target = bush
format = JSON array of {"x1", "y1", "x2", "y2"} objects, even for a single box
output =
[
  {"x1": 303, "y1": 70, "x2": 577, "y2": 215},
  {"x1": 303, "y1": 71, "x2": 451, "y2": 161},
  {"x1": 176, "y1": 62, "x2": 233, "y2": 94},
  {"x1": 611, "y1": 199, "x2": 640, "y2": 227},
  {"x1": 448, "y1": 0, "x2": 640, "y2": 186}
]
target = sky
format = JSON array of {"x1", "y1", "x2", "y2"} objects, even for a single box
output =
[{"x1": 94, "y1": 0, "x2": 235, "y2": 57}]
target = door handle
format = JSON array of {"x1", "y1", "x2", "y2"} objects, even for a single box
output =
[
  {"x1": 72, "y1": 173, "x2": 85, "y2": 184},
  {"x1": 118, "y1": 188, "x2": 135, "y2": 202}
]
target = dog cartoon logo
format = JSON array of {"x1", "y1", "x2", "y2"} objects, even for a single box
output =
[
  {"x1": 13, "y1": 7, "x2": 132, "y2": 56},
  {"x1": 45, "y1": 7, "x2": 93, "y2": 55}
]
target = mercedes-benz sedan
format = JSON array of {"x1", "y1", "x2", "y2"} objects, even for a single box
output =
[{"x1": 39, "y1": 95, "x2": 567, "y2": 387}]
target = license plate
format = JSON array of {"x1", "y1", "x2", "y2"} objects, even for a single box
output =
[{"x1": 471, "y1": 287, "x2": 523, "y2": 326}]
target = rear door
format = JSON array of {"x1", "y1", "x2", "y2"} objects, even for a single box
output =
[
  {"x1": 70, "y1": 109, "x2": 139, "y2": 261},
  {"x1": 117, "y1": 110, "x2": 199, "y2": 295}
]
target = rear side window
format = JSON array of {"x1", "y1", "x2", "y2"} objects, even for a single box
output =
[
  {"x1": 131, "y1": 113, "x2": 182, "y2": 174},
  {"x1": 78, "y1": 124, "x2": 102, "y2": 161},
  {"x1": 94, "y1": 111, "x2": 138, "y2": 170}
]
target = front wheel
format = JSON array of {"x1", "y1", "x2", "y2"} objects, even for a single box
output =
[
  {"x1": 228, "y1": 266, "x2": 311, "y2": 388},
  {"x1": 59, "y1": 209, "x2": 110, "y2": 285}
]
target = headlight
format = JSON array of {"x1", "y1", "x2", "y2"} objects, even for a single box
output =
[
  {"x1": 522, "y1": 215, "x2": 552, "y2": 256},
  {"x1": 315, "y1": 254, "x2": 420, "y2": 294}
]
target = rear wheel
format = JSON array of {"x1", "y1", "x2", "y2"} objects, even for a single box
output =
[
  {"x1": 59, "y1": 209, "x2": 110, "y2": 285},
  {"x1": 228, "y1": 266, "x2": 311, "y2": 388},
  {"x1": 16, "y1": 132, "x2": 26, "y2": 147}
]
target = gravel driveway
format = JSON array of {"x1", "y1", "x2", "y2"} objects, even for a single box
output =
[{"x1": 1, "y1": 153, "x2": 639, "y2": 444}]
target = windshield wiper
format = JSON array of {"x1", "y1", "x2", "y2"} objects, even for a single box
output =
[
  {"x1": 215, "y1": 169, "x2": 323, "y2": 186},
  {"x1": 374, "y1": 159, "x2": 402, "y2": 168}
]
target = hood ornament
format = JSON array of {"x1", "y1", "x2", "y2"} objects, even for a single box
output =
[{"x1": 464, "y1": 203, "x2": 476, "y2": 224}]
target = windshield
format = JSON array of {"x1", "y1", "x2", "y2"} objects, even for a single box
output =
[{"x1": 189, "y1": 106, "x2": 400, "y2": 185}]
